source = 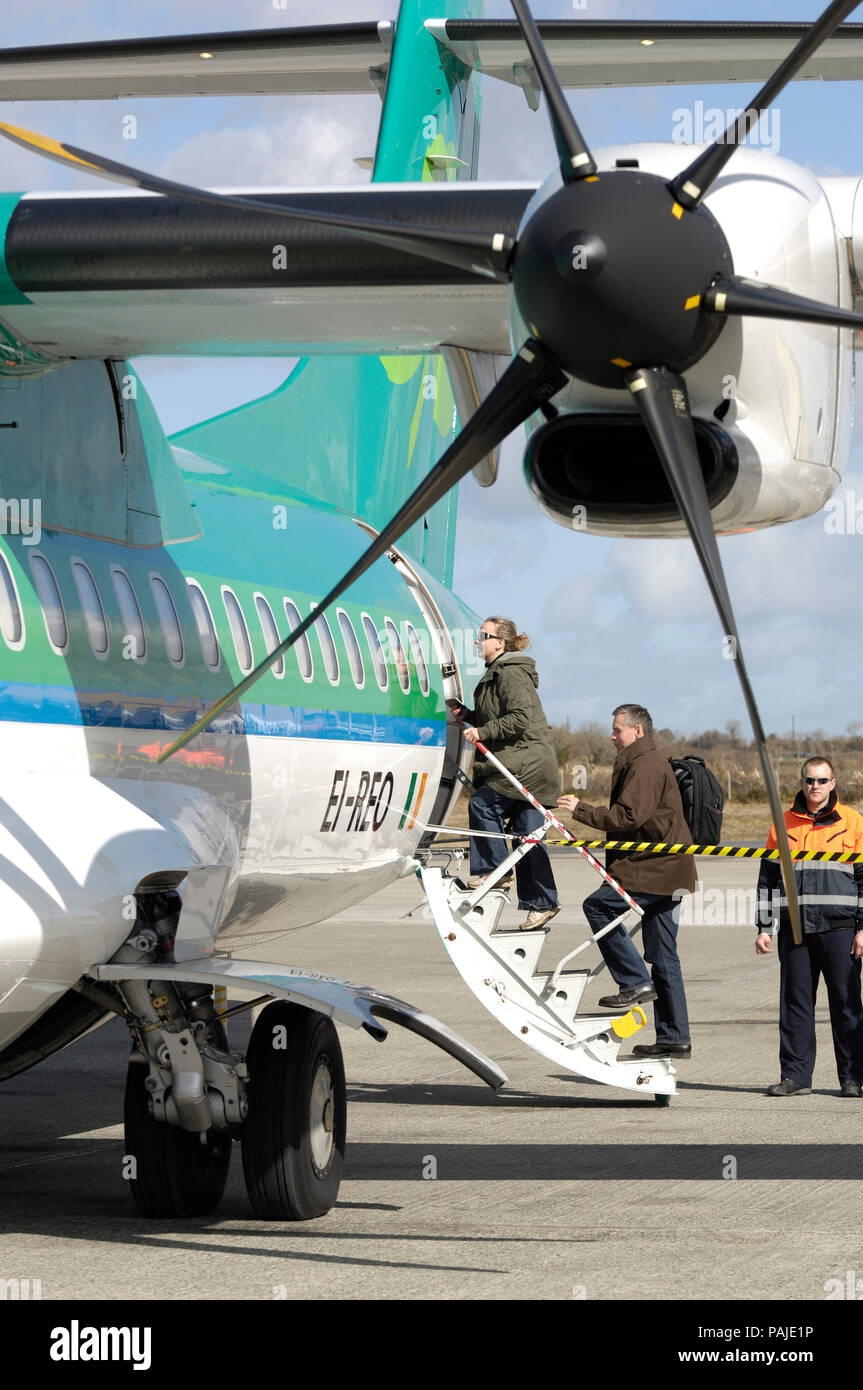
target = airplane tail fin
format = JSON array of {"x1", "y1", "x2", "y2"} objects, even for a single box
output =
[{"x1": 173, "y1": 0, "x2": 485, "y2": 587}]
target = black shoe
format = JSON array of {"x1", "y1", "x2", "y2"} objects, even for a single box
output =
[
  {"x1": 597, "y1": 983, "x2": 658, "y2": 1009},
  {"x1": 840, "y1": 1079, "x2": 862, "y2": 1098},
  {"x1": 766, "y1": 1078, "x2": 811, "y2": 1097},
  {"x1": 631, "y1": 1042, "x2": 691, "y2": 1059}
]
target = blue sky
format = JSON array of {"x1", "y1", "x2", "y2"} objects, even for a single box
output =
[{"x1": 3, "y1": 0, "x2": 863, "y2": 739}]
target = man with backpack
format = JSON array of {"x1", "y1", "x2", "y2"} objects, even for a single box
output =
[{"x1": 558, "y1": 704, "x2": 696, "y2": 1058}]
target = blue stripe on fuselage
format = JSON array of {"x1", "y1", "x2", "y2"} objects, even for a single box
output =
[{"x1": 0, "y1": 682, "x2": 446, "y2": 745}]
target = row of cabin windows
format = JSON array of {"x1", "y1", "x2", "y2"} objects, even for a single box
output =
[{"x1": 0, "y1": 547, "x2": 431, "y2": 696}]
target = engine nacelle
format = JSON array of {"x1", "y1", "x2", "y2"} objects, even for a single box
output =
[{"x1": 513, "y1": 143, "x2": 856, "y2": 539}]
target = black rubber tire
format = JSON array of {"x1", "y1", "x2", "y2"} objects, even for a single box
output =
[
  {"x1": 241, "y1": 1001, "x2": 346, "y2": 1221},
  {"x1": 123, "y1": 1054, "x2": 232, "y2": 1218},
  {"x1": 654, "y1": 1092, "x2": 672, "y2": 1107}
]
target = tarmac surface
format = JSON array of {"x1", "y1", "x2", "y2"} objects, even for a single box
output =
[{"x1": 2, "y1": 849, "x2": 862, "y2": 1303}]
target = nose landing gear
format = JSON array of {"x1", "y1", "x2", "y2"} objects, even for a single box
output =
[{"x1": 124, "y1": 1051, "x2": 232, "y2": 1218}]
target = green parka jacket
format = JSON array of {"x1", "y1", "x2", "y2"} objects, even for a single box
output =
[{"x1": 464, "y1": 652, "x2": 560, "y2": 806}]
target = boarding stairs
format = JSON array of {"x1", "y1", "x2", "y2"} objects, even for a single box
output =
[
  {"x1": 419, "y1": 851, "x2": 675, "y2": 1099},
  {"x1": 419, "y1": 725, "x2": 677, "y2": 1098}
]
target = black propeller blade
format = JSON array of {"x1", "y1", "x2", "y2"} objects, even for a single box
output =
[
  {"x1": 670, "y1": 0, "x2": 861, "y2": 210},
  {"x1": 509, "y1": 0, "x2": 596, "y2": 184},
  {"x1": 158, "y1": 341, "x2": 568, "y2": 763},
  {"x1": 0, "y1": 121, "x2": 514, "y2": 283},
  {"x1": 624, "y1": 366, "x2": 803, "y2": 946},
  {"x1": 704, "y1": 274, "x2": 863, "y2": 331}
]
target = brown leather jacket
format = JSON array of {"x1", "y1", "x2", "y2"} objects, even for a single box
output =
[{"x1": 573, "y1": 734, "x2": 697, "y2": 895}]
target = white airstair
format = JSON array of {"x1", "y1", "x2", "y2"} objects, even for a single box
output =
[
  {"x1": 420, "y1": 725, "x2": 678, "y2": 1099},
  {"x1": 420, "y1": 863, "x2": 676, "y2": 1100}
]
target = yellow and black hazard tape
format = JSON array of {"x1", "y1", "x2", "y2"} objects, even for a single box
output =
[{"x1": 548, "y1": 838, "x2": 863, "y2": 864}]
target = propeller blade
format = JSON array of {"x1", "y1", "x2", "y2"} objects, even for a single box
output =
[
  {"x1": 510, "y1": 0, "x2": 596, "y2": 184},
  {"x1": 670, "y1": 0, "x2": 861, "y2": 210},
  {"x1": 0, "y1": 121, "x2": 514, "y2": 283},
  {"x1": 624, "y1": 365, "x2": 804, "y2": 947},
  {"x1": 704, "y1": 274, "x2": 863, "y2": 331},
  {"x1": 158, "y1": 341, "x2": 567, "y2": 763}
]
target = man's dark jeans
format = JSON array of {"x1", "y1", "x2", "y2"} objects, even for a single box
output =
[
  {"x1": 583, "y1": 882, "x2": 691, "y2": 1045},
  {"x1": 469, "y1": 785, "x2": 558, "y2": 912}
]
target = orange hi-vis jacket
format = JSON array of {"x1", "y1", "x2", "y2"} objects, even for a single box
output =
[{"x1": 756, "y1": 792, "x2": 863, "y2": 936}]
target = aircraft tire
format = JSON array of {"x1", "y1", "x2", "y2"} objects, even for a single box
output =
[
  {"x1": 241, "y1": 1000, "x2": 346, "y2": 1221},
  {"x1": 123, "y1": 1042, "x2": 232, "y2": 1219}
]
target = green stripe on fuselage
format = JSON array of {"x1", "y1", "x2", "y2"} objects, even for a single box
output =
[{"x1": 0, "y1": 194, "x2": 31, "y2": 306}]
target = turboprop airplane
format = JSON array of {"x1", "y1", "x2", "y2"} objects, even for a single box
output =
[{"x1": 4, "y1": 0, "x2": 863, "y2": 1220}]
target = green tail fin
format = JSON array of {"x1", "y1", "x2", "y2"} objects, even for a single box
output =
[{"x1": 172, "y1": 0, "x2": 484, "y2": 586}]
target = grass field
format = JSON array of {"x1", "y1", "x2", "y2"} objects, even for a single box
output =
[{"x1": 441, "y1": 795, "x2": 832, "y2": 848}]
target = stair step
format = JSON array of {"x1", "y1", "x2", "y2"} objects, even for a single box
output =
[
  {"x1": 483, "y1": 928, "x2": 549, "y2": 979},
  {"x1": 490, "y1": 926, "x2": 551, "y2": 938},
  {"x1": 532, "y1": 968, "x2": 590, "y2": 1015}
]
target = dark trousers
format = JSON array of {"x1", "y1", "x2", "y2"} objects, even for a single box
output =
[
  {"x1": 777, "y1": 925, "x2": 863, "y2": 1085},
  {"x1": 468, "y1": 785, "x2": 558, "y2": 912},
  {"x1": 583, "y1": 883, "x2": 690, "y2": 1045}
]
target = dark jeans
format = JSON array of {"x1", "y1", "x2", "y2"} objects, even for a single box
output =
[
  {"x1": 468, "y1": 785, "x2": 559, "y2": 912},
  {"x1": 583, "y1": 882, "x2": 690, "y2": 1045},
  {"x1": 777, "y1": 925, "x2": 863, "y2": 1086}
]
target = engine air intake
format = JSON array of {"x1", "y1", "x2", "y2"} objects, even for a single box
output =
[{"x1": 524, "y1": 412, "x2": 738, "y2": 527}]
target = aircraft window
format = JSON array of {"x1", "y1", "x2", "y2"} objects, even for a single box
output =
[
  {"x1": 71, "y1": 561, "x2": 109, "y2": 657},
  {"x1": 111, "y1": 567, "x2": 146, "y2": 661},
  {"x1": 405, "y1": 621, "x2": 430, "y2": 696},
  {"x1": 30, "y1": 553, "x2": 68, "y2": 653},
  {"x1": 336, "y1": 609, "x2": 364, "y2": 688},
  {"x1": 255, "y1": 594, "x2": 284, "y2": 678},
  {"x1": 361, "y1": 613, "x2": 388, "y2": 692},
  {"x1": 0, "y1": 550, "x2": 23, "y2": 648},
  {"x1": 222, "y1": 588, "x2": 253, "y2": 674},
  {"x1": 187, "y1": 580, "x2": 220, "y2": 672},
  {"x1": 311, "y1": 605, "x2": 339, "y2": 685},
  {"x1": 150, "y1": 574, "x2": 184, "y2": 666},
  {"x1": 385, "y1": 617, "x2": 410, "y2": 694},
  {"x1": 283, "y1": 599, "x2": 313, "y2": 681}
]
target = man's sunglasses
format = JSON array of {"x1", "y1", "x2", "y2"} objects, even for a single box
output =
[{"x1": 803, "y1": 776, "x2": 832, "y2": 785}]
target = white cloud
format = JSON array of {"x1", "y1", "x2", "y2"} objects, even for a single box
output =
[{"x1": 159, "y1": 106, "x2": 376, "y2": 188}]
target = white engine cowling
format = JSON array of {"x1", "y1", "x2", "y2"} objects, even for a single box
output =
[{"x1": 517, "y1": 144, "x2": 855, "y2": 539}]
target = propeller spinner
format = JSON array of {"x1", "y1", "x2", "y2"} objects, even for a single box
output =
[{"x1": 512, "y1": 168, "x2": 733, "y2": 388}]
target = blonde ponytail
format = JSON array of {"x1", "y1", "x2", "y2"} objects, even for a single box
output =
[{"x1": 486, "y1": 617, "x2": 530, "y2": 653}]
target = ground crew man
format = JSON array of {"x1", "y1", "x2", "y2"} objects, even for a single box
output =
[{"x1": 756, "y1": 756, "x2": 863, "y2": 1097}]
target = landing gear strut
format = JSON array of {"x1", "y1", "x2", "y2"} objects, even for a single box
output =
[{"x1": 241, "y1": 1000, "x2": 346, "y2": 1221}]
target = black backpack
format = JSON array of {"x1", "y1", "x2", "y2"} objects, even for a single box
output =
[{"x1": 668, "y1": 756, "x2": 724, "y2": 845}]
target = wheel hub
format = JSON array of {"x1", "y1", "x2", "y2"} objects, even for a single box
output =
[
  {"x1": 309, "y1": 1058, "x2": 336, "y2": 1174},
  {"x1": 513, "y1": 170, "x2": 733, "y2": 388}
]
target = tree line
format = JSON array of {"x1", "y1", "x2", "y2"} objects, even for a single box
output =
[{"x1": 550, "y1": 720, "x2": 863, "y2": 802}]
